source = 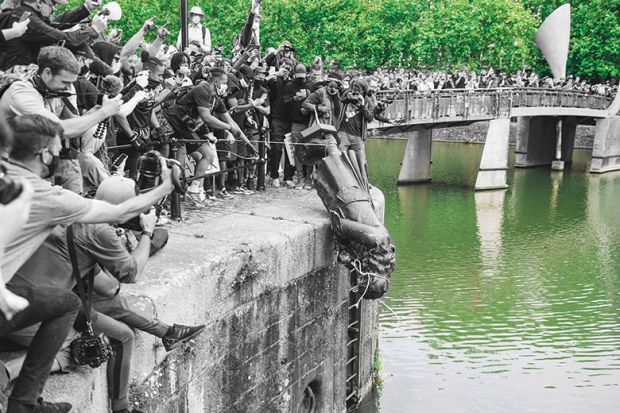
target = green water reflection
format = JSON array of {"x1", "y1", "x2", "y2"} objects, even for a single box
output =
[{"x1": 366, "y1": 139, "x2": 620, "y2": 413}]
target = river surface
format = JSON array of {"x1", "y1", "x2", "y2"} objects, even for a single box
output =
[{"x1": 364, "y1": 138, "x2": 620, "y2": 413}]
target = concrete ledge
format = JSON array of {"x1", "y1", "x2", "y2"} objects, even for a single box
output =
[{"x1": 5, "y1": 189, "x2": 382, "y2": 412}]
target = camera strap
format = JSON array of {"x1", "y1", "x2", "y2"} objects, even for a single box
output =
[{"x1": 66, "y1": 225, "x2": 95, "y2": 333}]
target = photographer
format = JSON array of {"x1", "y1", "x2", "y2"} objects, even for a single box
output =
[
  {"x1": 0, "y1": 116, "x2": 79, "y2": 413},
  {"x1": 283, "y1": 63, "x2": 311, "y2": 188},
  {"x1": 0, "y1": 46, "x2": 123, "y2": 193},
  {"x1": 337, "y1": 78, "x2": 374, "y2": 183},
  {"x1": 116, "y1": 53, "x2": 169, "y2": 179},
  {"x1": 0, "y1": 0, "x2": 107, "y2": 70},
  {"x1": 8, "y1": 174, "x2": 202, "y2": 413},
  {"x1": 265, "y1": 59, "x2": 294, "y2": 187},
  {"x1": 0, "y1": 114, "x2": 172, "y2": 412}
]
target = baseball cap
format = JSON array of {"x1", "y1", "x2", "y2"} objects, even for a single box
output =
[
  {"x1": 95, "y1": 176, "x2": 139, "y2": 205},
  {"x1": 293, "y1": 64, "x2": 307, "y2": 79}
]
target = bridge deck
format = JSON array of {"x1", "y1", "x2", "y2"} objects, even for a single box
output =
[{"x1": 371, "y1": 88, "x2": 614, "y2": 129}]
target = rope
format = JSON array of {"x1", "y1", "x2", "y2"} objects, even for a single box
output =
[{"x1": 351, "y1": 258, "x2": 382, "y2": 309}]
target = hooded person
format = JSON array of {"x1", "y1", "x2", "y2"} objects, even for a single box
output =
[{"x1": 283, "y1": 63, "x2": 313, "y2": 186}]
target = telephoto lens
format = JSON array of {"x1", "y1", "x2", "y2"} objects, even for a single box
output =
[
  {"x1": 136, "y1": 151, "x2": 163, "y2": 191},
  {"x1": 136, "y1": 150, "x2": 187, "y2": 195},
  {"x1": 0, "y1": 164, "x2": 22, "y2": 205}
]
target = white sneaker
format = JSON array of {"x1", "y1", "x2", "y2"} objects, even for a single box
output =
[
  {"x1": 156, "y1": 215, "x2": 170, "y2": 226},
  {"x1": 187, "y1": 188, "x2": 208, "y2": 206},
  {"x1": 272, "y1": 178, "x2": 280, "y2": 188},
  {"x1": 285, "y1": 180, "x2": 295, "y2": 188}
]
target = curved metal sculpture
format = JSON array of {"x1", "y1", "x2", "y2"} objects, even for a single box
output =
[
  {"x1": 535, "y1": 4, "x2": 571, "y2": 80},
  {"x1": 314, "y1": 151, "x2": 396, "y2": 299}
]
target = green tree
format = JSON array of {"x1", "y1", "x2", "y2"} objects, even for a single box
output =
[{"x1": 59, "y1": 0, "x2": 618, "y2": 79}]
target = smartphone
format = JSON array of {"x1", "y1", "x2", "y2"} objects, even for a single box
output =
[
  {"x1": 111, "y1": 153, "x2": 128, "y2": 172},
  {"x1": 18, "y1": 11, "x2": 31, "y2": 22}
]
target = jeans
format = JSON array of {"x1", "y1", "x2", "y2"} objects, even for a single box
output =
[
  {"x1": 338, "y1": 131, "x2": 368, "y2": 184},
  {"x1": 269, "y1": 118, "x2": 294, "y2": 180},
  {"x1": 92, "y1": 294, "x2": 169, "y2": 338},
  {"x1": 91, "y1": 311, "x2": 134, "y2": 411},
  {"x1": 0, "y1": 285, "x2": 80, "y2": 411}
]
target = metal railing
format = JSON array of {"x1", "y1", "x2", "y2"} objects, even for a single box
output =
[{"x1": 374, "y1": 88, "x2": 613, "y2": 125}]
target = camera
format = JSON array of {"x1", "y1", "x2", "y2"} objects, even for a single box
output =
[
  {"x1": 119, "y1": 151, "x2": 187, "y2": 231},
  {"x1": 376, "y1": 97, "x2": 394, "y2": 112},
  {"x1": 70, "y1": 323, "x2": 114, "y2": 368},
  {"x1": 136, "y1": 150, "x2": 186, "y2": 194},
  {"x1": 0, "y1": 164, "x2": 22, "y2": 205}
]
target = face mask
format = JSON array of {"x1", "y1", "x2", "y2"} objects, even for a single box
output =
[
  {"x1": 179, "y1": 64, "x2": 190, "y2": 76},
  {"x1": 111, "y1": 61, "x2": 121, "y2": 74},
  {"x1": 192, "y1": 16, "x2": 201, "y2": 25},
  {"x1": 215, "y1": 83, "x2": 228, "y2": 97},
  {"x1": 40, "y1": 151, "x2": 59, "y2": 179}
]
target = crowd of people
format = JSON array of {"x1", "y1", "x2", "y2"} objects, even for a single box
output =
[
  {"x1": 368, "y1": 67, "x2": 618, "y2": 96},
  {"x1": 0, "y1": 0, "x2": 617, "y2": 411},
  {"x1": 0, "y1": 0, "x2": 391, "y2": 411}
]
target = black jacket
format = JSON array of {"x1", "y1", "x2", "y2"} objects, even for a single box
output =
[{"x1": 0, "y1": 5, "x2": 97, "y2": 70}]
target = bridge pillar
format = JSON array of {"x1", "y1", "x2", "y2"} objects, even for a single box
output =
[
  {"x1": 515, "y1": 116, "x2": 557, "y2": 167},
  {"x1": 475, "y1": 118, "x2": 510, "y2": 190},
  {"x1": 551, "y1": 117, "x2": 577, "y2": 171},
  {"x1": 591, "y1": 116, "x2": 620, "y2": 173},
  {"x1": 397, "y1": 129, "x2": 432, "y2": 184}
]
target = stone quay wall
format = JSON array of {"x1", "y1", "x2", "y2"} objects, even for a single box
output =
[{"x1": 29, "y1": 190, "x2": 382, "y2": 412}]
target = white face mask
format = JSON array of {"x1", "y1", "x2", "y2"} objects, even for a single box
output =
[
  {"x1": 192, "y1": 16, "x2": 201, "y2": 25},
  {"x1": 215, "y1": 83, "x2": 228, "y2": 97}
]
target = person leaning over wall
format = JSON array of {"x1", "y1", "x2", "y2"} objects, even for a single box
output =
[{"x1": 0, "y1": 114, "x2": 173, "y2": 413}]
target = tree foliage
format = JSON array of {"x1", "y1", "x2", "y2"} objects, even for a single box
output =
[{"x1": 66, "y1": 0, "x2": 619, "y2": 79}]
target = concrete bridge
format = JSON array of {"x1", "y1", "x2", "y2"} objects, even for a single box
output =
[{"x1": 371, "y1": 88, "x2": 620, "y2": 190}]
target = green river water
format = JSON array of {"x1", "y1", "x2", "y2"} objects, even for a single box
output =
[{"x1": 364, "y1": 138, "x2": 620, "y2": 413}]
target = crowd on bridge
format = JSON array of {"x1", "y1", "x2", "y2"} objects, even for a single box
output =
[
  {"x1": 368, "y1": 67, "x2": 618, "y2": 96},
  {"x1": 0, "y1": 0, "x2": 617, "y2": 411}
]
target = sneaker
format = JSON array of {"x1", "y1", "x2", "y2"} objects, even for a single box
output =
[
  {"x1": 27, "y1": 398, "x2": 72, "y2": 413},
  {"x1": 156, "y1": 215, "x2": 170, "y2": 226},
  {"x1": 246, "y1": 177, "x2": 256, "y2": 191},
  {"x1": 187, "y1": 188, "x2": 206, "y2": 204},
  {"x1": 216, "y1": 190, "x2": 234, "y2": 200},
  {"x1": 304, "y1": 177, "x2": 314, "y2": 190},
  {"x1": 285, "y1": 180, "x2": 295, "y2": 188},
  {"x1": 162, "y1": 324, "x2": 206, "y2": 351},
  {"x1": 272, "y1": 178, "x2": 280, "y2": 188},
  {"x1": 239, "y1": 185, "x2": 254, "y2": 195},
  {"x1": 231, "y1": 187, "x2": 245, "y2": 195}
]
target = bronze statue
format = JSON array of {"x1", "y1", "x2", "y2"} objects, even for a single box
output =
[{"x1": 313, "y1": 151, "x2": 396, "y2": 300}]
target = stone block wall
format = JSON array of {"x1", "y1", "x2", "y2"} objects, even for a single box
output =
[{"x1": 25, "y1": 191, "x2": 381, "y2": 413}]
